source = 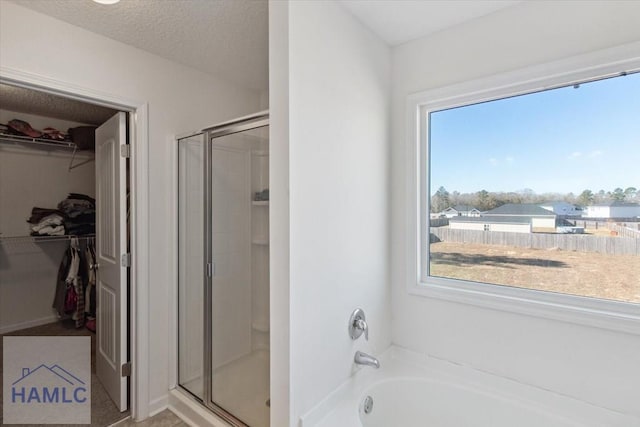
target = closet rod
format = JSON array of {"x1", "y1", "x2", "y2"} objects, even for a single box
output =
[{"x1": 0, "y1": 234, "x2": 96, "y2": 244}]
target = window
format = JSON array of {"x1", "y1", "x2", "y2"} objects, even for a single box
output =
[{"x1": 408, "y1": 46, "x2": 640, "y2": 331}]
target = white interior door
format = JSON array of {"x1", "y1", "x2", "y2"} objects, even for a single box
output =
[{"x1": 95, "y1": 112, "x2": 128, "y2": 411}]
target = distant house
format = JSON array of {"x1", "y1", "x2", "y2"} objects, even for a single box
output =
[
  {"x1": 484, "y1": 203, "x2": 557, "y2": 230},
  {"x1": 441, "y1": 205, "x2": 481, "y2": 218},
  {"x1": 449, "y1": 216, "x2": 532, "y2": 233},
  {"x1": 539, "y1": 201, "x2": 581, "y2": 216},
  {"x1": 449, "y1": 203, "x2": 558, "y2": 233},
  {"x1": 583, "y1": 201, "x2": 640, "y2": 218}
]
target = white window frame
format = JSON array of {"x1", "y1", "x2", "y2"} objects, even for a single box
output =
[{"x1": 405, "y1": 41, "x2": 640, "y2": 335}]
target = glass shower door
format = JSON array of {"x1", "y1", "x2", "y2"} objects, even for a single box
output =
[
  {"x1": 177, "y1": 133, "x2": 205, "y2": 399},
  {"x1": 207, "y1": 125, "x2": 270, "y2": 427},
  {"x1": 178, "y1": 114, "x2": 269, "y2": 426}
]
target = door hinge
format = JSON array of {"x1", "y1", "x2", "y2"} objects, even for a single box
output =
[
  {"x1": 121, "y1": 253, "x2": 131, "y2": 268},
  {"x1": 121, "y1": 362, "x2": 131, "y2": 377},
  {"x1": 120, "y1": 144, "x2": 130, "y2": 158}
]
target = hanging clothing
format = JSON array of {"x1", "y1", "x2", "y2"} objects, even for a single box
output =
[
  {"x1": 84, "y1": 241, "x2": 97, "y2": 318},
  {"x1": 52, "y1": 239, "x2": 86, "y2": 328}
]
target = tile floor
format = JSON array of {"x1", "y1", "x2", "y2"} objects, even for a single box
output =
[{"x1": 109, "y1": 410, "x2": 188, "y2": 427}]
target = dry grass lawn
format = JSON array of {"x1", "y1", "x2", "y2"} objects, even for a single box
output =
[{"x1": 430, "y1": 242, "x2": 640, "y2": 303}]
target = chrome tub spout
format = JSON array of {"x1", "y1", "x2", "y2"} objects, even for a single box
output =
[{"x1": 354, "y1": 351, "x2": 380, "y2": 369}]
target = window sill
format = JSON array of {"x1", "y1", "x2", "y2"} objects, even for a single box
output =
[{"x1": 409, "y1": 277, "x2": 640, "y2": 335}]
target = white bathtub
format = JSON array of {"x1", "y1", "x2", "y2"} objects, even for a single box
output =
[{"x1": 301, "y1": 347, "x2": 638, "y2": 427}]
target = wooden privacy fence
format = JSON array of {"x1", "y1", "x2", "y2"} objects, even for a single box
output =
[
  {"x1": 430, "y1": 218, "x2": 449, "y2": 227},
  {"x1": 430, "y1": 227, "x2": 640, "y2": 256},
  {"x1": 608, "y1": 223, "x2": 640, "y2": 239}
]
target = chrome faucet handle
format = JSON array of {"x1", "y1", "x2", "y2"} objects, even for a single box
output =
[
  {"x1": 349, "y1": 308, "x2": 368, "y2": 341},
  {"x1": 355, "y1": 318, "x2": 368, "y2": 340}
]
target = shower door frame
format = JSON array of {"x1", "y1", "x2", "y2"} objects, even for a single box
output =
[{"x1": 178, "y1": 111, "x2": 269, "y2": 427}]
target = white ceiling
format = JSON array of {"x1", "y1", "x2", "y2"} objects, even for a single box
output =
[
  {"x1": 340, "y1": 0, "x2": 521, "y2": 46},
  {"x1": 11, "y1": 0, "x2": 269, "y2": 92},
  {"x1": 10, "y1": 0, "x2": 520, "y2": 94}
]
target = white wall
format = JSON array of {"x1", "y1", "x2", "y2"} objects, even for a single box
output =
[
  {"x1": 531, "y1": 217, "x2": 556, "y2": 229},
  {"x1": 392, "y1": 0, "x2": 640, "y2": 419},
  {"x1": 272, "y1": 1, "x2": 391, "y2": 424},
  {"x1": 0, "y1": 1, "x2": 261, "y2": 415},
  {"x1": 585, "y1": 205, "x2": 640, "y2": 218}
]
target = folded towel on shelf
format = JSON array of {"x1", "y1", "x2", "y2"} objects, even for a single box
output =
[
  {"x1": 65, "y1": 223, "x2": 95, "y2": 236},
  {"x1": 26, "y1": 194, "x2": 96, "y2": 237},
  {"x1": 31, "y1": 225, "x2": 65, "y2": 236},
  {"x1": 68, "y1": 193, "x2": 95, "y2": 203},
  {"x1": 58, "y1": 194, "x2": 95, "y2": 215},
  {"x1": 57, "y1": 194, "x2": 96, "y2": 236},
  {"x1": 27, "y1": 207, "x2": 65, "y2": 224},
  {"x1": 27, "y1": 209, "x2": 67, "y2": 236},
  {"x1": 30, "y1": 213, "x2": 65, "y2": 233}
]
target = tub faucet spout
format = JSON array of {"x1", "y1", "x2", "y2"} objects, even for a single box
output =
[{"x1": 354, "y1": 351, "x2": 380, "y2": 369}]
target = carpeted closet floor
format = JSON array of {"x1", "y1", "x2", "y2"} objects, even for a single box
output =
[{"x1": 0, "y1": 321, "x2": 130, "y2": 426}]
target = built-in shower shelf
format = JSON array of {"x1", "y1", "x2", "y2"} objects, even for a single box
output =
[
  {"x1": 251, "y1": 150, "x2": 269, "y2": 157},
  {"x1": 252, "y1": 200, "x2": 269, "y2": 206},
  {"x1": 252, "y1": 238, "x2": 269, "y2": 246},
  {"x1": 252, "y1": 322, "x2": 270, "y2": 333}
]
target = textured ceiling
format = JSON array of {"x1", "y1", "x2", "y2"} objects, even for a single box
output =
[
  {"x1": 0, "y1": 84, "x2": 118, "y2": 125},
  {"x1": 11, "y1": 0, "x2": 269, "y2": 92},
  {"x1": 9, "y1": 0, "x2": 519, "y2": 92},
  {"x1": 340, "y1": 0, "x2": 521, "y2": 46}
]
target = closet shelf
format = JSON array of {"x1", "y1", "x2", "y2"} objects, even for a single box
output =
[
  {"x1": 0, "y1": 132, "x2": 76, "y2": 149},
  {"x1": 0, "y1": 133, "x2": 94, "y2": 171},
  {"x1": 252, "y1": 200, "x2": 269, "y2": 206},
  {"x1": 0, "y1": 234, "x2": 96, "y2": 244}
]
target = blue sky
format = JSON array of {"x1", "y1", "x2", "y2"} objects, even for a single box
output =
[{"x1": 429, "y1": 72, "x2": 640, "y2": 195}]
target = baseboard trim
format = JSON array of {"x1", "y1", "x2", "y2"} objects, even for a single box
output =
[
  {"x1": 148, "y1": 395, "x2": 169, "y2": 418},
  {"x1": 0, "y1": 315, "x2": 59, "y2": 334}
]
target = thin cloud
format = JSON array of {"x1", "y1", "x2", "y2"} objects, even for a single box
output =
[
  {"x1": 588, "y1": 150, "x2": 603, "y2": 158},
  {"x1": 488, "y1": 158, "x2": 498, "y2": 166},
  {"x1": 505, "y1": 156, "x2": 515, "y2": 165},
  {"x1": 568, "y1": 151, "x2": 582, "y2": 159}
]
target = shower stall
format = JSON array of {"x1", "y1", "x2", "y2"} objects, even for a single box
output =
[{"x1": 177, "y1": 112, "x2": 270, "y2": 427}]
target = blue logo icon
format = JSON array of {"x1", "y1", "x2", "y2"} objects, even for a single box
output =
[{"x1": 11, "y1": 364, "x2": 88, "y2": 404}]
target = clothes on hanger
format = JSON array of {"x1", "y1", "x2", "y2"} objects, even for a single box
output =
[
  {"x1": 84, "y1": 238, "x2": 97, "y2": 332},
  {"x1": 53, "y1": 237, "x2": 91, "y2": 328}
]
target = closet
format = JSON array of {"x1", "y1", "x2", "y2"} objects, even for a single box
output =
[{"x1": 0, "y1": 83, "x2": 130, "y2": 421}]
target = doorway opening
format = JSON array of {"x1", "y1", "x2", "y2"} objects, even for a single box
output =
[{"x1": 0, "y1": 82, "x2": 133, "y2": 426}]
